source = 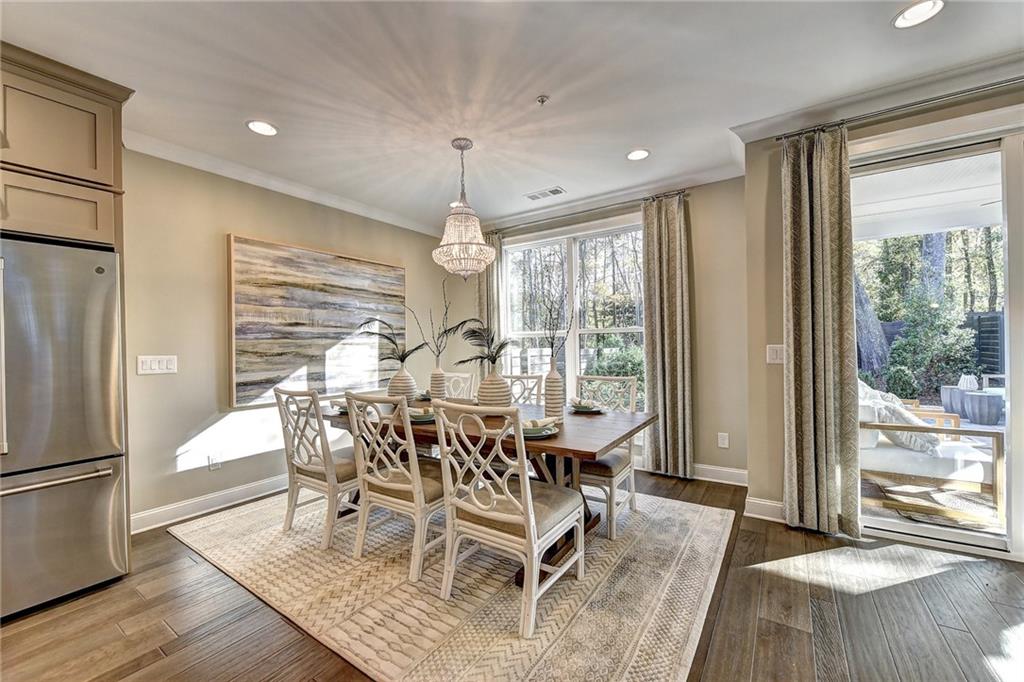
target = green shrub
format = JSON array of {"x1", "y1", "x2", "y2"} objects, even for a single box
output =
[
  {"x1": 883, "y1": 365, "x2": 918, "y2": 399},
  {"x1": 885, "y1": 293, "x2": 980, "y2": 402}
]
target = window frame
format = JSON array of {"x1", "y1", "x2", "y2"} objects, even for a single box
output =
[{"x1": 500, "y1": 214, "x2": 644, "y2": 400}]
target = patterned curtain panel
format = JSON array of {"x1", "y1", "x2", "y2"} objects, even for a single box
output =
[
  {"x1": 476, "y1": 231, "x2": 503, "y2": 378},
  {"x1": 476, "y1": 230, "x2": 503, "y2": 331},
  {"x1": 781, "y1": 127, "x2": 860, "y2": 537},
  {"x1": 642, "y1": 194, "x2": 694, "y2": 477}
]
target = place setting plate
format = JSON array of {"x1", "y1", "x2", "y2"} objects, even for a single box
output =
[{"x1": 520, "y1": 426, "x2": 560, "y2": 440}]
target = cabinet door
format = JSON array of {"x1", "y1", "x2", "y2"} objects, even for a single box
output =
[
  {"x1": 1, "y1": 170, "x2": 115, "y2": 244},
  {"x1": 0, "y1": 70, "x2": 115, "y2": 186}
]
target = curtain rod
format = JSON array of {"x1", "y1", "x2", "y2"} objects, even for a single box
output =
[
  {"x1": 493, "y1": 188, "x2": 688, "y2": 234},
  {"x1": 775, "y1": 75, "x2": 1024, "y2": 141}
]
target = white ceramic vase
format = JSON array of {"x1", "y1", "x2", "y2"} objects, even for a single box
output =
[
  {"x1": 430, "y1": 358, "x2": 447, "y2": 400},
  {"x1": 477, "y1": 365, "x2": 512, "y2": 407},
  {"x1": 388, "y1": 363, "x2": 418, "y2": 402},
  {"x1": 544, "y1": 357, "x2": 564, "y2": 421}
]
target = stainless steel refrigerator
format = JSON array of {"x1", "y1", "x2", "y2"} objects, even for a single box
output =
[{"x1": 1, "y1": 235, "x2": 128, "y2": 618}]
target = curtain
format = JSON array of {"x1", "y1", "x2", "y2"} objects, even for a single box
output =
[
  {"x1": 781, "y1": 126, "x2": 860, "y2": 537},
  {"x1": 642, "y1": 194, "x2": 694, "y2": 477},
  {"x1": 475, "y1": 231, "x2": 503, "y2": 378},
  {"x1": 476, "y1": 230, "x2": 503, "y2": 330}
]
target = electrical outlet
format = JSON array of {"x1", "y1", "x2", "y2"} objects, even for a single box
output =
[
  {"x1": 207, "y1": 454, "x2": 221, "y2": 471},
  {"x1": 717, "y1": 432, "x2": 730, "y2": 448},
  {"x1": 766, "y1": 345, "x2": 785, "y2": 365}
]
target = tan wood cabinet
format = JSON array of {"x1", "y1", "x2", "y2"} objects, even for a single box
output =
[
  {"x1": 0, "y1": 42, "x2": 132, "y2": 246},
  {"x1": 1, "y1": 170, "x2": 115, "y2": 244},
  {"x1": 1, "y1": 71, "x2": 116, "y2": 186}
]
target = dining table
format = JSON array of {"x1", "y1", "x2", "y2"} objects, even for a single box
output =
[{"x1": 325, "y1": 397, "x2": 657, "y2": 583}]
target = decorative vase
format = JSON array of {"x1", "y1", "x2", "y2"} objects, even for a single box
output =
[
  {"x1": 477, "y1": 364, "x2": 512, "y2": 407},
  {"x1": 430, "y1": 358, "x2": 447, "y2": 400},
  {"x1": 387, "y1": 363, "x2": 418, "y2": 402},
  {"x1": 544, "y1": 357, "x2": 564, "y2": 421},
  {"x1": 957, "y1": 374, "x2": 979, "y2": 391}
]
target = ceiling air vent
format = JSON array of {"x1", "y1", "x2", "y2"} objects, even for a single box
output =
[{"x1": 525, "y1": 186, "x2": 567, "y2": 201}]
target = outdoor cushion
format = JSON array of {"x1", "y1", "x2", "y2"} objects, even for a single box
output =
[
  {"x1": 365, "y1": 457, "x2": 445, "y2": 503},
  {"x1": 456, "y1": 479, "x2": 583, "y2": 538}
]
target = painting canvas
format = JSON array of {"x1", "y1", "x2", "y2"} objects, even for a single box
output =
[{"x1": 230, "y1": 235, "x2": 406, "y2": 406}]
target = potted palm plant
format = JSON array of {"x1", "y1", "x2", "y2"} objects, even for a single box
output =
[
  {"x1": 457, "y1": 324, "x2": 513, "y2": 406},
  {"x1": 357, "y1": 318, "x2": 426, "y2": 401},
  {"x1": 407, "y1": 279, "x2": 479, "y2": 400}
]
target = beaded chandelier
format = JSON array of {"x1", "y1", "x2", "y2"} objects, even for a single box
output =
[{"x1": 432, "y1": 137, "x2": 495, "y2": 279}]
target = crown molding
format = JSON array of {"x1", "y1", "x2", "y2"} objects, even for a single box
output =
[
  {"x1": 122, "y1": 130, "x2": 438, "y2": 236},
  {"x1": 1, "y1": 41, "x2": 134, "y2": 103},
  {"x1": 483, "y1": 161, "x2": 744, "y2": 232},
  {"x1": 731, "y1": 52, "x2": 1024, "y2": 144}
]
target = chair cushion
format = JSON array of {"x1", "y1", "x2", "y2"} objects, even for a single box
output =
[
  {"x1": 295, "y1": 445, "x2": 358, "y2": 483},
  {"x1": 456, "y1": 479, "x2": 583, "y2": 538},
  {"x1": 579, "y1": 448, "x2": 632, "y2": 477},
  {"x1": 366, "y1": 457, "x2": 445, "y2": 504}
]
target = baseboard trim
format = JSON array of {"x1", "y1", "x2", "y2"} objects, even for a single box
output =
[
  {"x1": 131, "y1": 474, "x2": 288, "y2": 534},
  {"x1": 692, "y1": 463, "x2": 748, "y2": 487},
  {"x1": 744, "y1": 496, "x2": 785, "y2": 523}
]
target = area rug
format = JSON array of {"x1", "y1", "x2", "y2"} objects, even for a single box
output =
[{"x1": 168, "y1": 490, "x2": 733, "y2": 682}]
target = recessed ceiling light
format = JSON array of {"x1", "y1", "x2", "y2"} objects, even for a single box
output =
[
  {"x1": 246, "y1": 120, "x2": 278, "y2": 136},
  {"x1": 892, "y1": 0, "x2": 944, "y2": 29},
  {"x1": 626, "y1": 149, "x2": 650, "y2": 161}
]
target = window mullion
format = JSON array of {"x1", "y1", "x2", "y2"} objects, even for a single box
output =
[{"x1": 567, "y1": 235, "x2": 579, "y2": 398}]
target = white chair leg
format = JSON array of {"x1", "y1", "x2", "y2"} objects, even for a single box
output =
[
  {"x1": 409, "y1": 513, "x2": 428, "y2": 582},
  {"x1": 283, "y1": 479, "x2": 299, "y2": 531},
  {"x1": 606, "y1": 482, "x2": 617, "y2": 540},
  {"x1": 440, "y1": 533, "x2": 463, "y2": 600},
  {"x1": 321, "y1": 490, "x2": 339, "y2": 550},
  {"x1": 353, "y1": 497, "x2": 370, "y2": 559},
  {"x1": 520, "y1": 556, "x2": 541, "y2": 638},
  {"x1": 575, "y1": 513, "x2": 586, "y2": 580},
  {"x1": 628, "y1": 468, "x2": 638, "y2": 511}
]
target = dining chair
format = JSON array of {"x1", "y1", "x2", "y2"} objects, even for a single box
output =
[
  {"x1": 433, "y1": 400, "x2": 585, "y2": 638},
  {"x1": 346, "y1": 392, "x2": 447, "y2": 582},
  {"x1": 575, "y1": 375, "x2": 638, "y2": 540},
  {"x1": 503, "y1": 374, "x2": 544, "y2": 405},
  {"x1": 444, "y1": 371, "x2": 477, "y2": 400},
  {"x1": 274, "y1": 387, "x2": 361, "y2": 550}
]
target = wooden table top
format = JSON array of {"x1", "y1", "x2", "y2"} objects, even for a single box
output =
[{"x1": 327, "y1": 401, "x2": 656, "y2": 461}]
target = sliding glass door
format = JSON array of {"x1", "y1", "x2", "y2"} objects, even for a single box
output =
[{"x1": 851, "y1": 138, "x2": 1017, "y2": 550}]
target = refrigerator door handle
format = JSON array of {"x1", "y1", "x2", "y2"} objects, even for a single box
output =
[
  {"x1": 0, "y1": 467, "x2": 113, "y2": 498},
  {"x1": 0, "y1": 255, "x2": 6, "y2": 455}
]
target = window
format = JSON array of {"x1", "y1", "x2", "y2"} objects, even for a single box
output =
[
  {"x1": 501, "y1": 222, "x2": 645, "y2": 407},
  {"x1": 852, "y1": 145, "x2": 1009, "y2": 543}
]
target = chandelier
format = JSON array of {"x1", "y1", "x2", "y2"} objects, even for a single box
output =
[{"x1": 432, "y1": 137, "x2": 495, "y2": 279}]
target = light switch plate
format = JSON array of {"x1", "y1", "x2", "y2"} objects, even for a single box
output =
[
  {"x1": 138, "y1": 355, "x2": 178, "y2": 375},
  {"x1": 766, "y1": 345, "x2": 785, "y2": 365},
  {"x1": 717, "y1": 432, "x2": 730, "y2": 448}
]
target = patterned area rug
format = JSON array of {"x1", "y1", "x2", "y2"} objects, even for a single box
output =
[{"x1": 169, "y1": 491, "x2": 733, "y2": 682}]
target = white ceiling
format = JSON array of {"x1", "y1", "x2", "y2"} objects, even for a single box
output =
[
  {"x1": 852, "y1": 150, "x2": 1002, "y2": 240},
  {"x1": 2, "y1": 2, "x2": 1022, "y2": 235}
]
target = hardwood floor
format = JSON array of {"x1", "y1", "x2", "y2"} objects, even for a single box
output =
[{"x1": 2, "y1": 473, "x2": 1021, "y2": 681}]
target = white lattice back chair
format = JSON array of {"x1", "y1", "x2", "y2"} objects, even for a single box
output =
[
  {"x1": 576, "y1": 375, "x2": 639, "y2": 540},
  {"x1": 274, "y1": 387, "x2": 360, "y2": 550},
  {"x1": 503, "y1": 374, "x2": 544, "y2": 405},
  {"x1": 444, "y1": 371, "x2": 477, "y2": 400},
  {"x1": 433, "y1": 400, "x2": 585, "y2": 637},
  {"x1": 346, "y1": 392, "x2": 446, "y2": 581}
]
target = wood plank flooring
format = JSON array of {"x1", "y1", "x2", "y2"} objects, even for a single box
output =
[{"x1": 2, "y1": 473, "x2": 1021, "y2": 681}]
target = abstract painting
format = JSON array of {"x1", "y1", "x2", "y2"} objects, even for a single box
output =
[{"x1": 229, "y1": 235, "x2": 406, "y2": 406}]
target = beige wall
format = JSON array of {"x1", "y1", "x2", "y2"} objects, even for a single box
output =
[
  {"x1": 743, "y1": 87, "x2": 1024, "y2": 504},
  {"x1": 122, "y1": 151, "x2": 475, "y2": 514},
  {"x1": 687, "y1": 177, "x2": 749, "y2": 471}
]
